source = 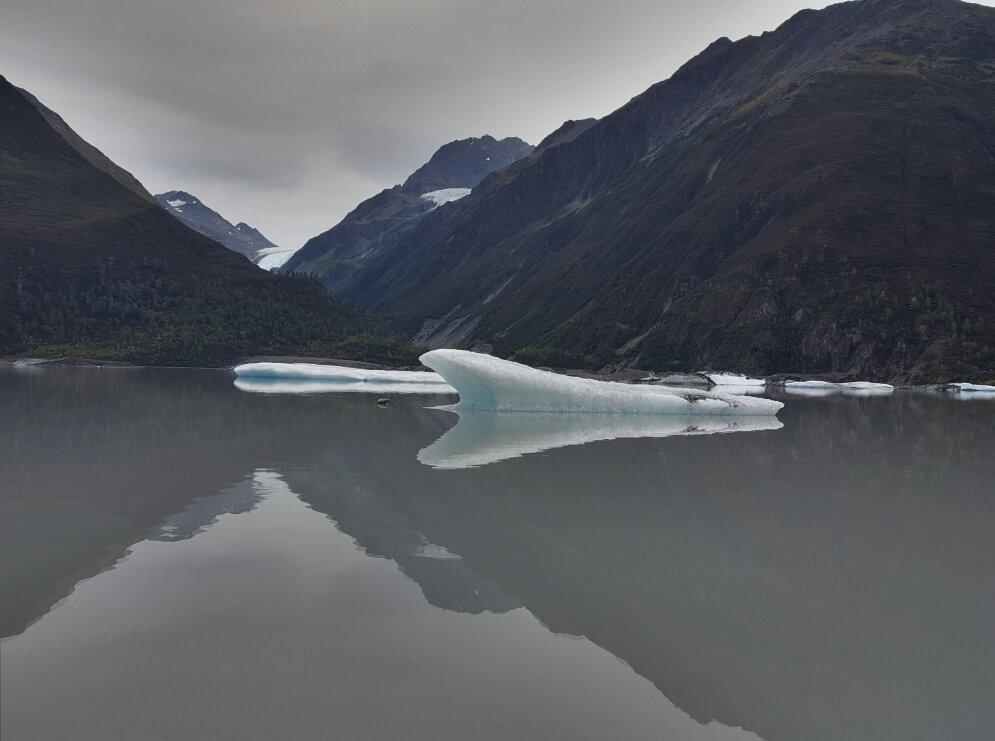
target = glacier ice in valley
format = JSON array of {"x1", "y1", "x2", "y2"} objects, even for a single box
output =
[
  {"x1": 420, "y1": 350, "x2": 783, "y2": 416},
  {"x1": 420, "y1": 188, "x2": 472, "y2": 206}
]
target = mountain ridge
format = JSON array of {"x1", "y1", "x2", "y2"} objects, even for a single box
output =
[
  {"x1": 326, "y1": 0, "x2": 995, "y2": 382},
  {"x1": 0, "y1": 77, "x2": 414, "y2": 367},
  {"x1": 282, "y1": 135, "x2": 534, "y2": 284},
  {"x1": 154, "y1": 190, "x2": 293, "y2": 268}
]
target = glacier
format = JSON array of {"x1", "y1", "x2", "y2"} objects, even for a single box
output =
[
  {"x1": 420, "y1": 350, "x2": 783, "y2": 416},
  {"x1": 418, "y1": 410, "x2": 783, "y2": 469},
  {"x1": 232, "y1": 362, "x2": 456, "y2": 395},
  {"x1": 420, "y1": 188, "x2": 472, "y2": 206}
]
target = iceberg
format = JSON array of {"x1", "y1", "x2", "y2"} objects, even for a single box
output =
[
  {"x1": 419, "y1": 350, "x2": 783, "y2": 416},
  {"x1": 705, "y1": 372, "x2": 766, "y2": 387},
  {"x1": 950, "y1": 382, "x2": 995, "y2": 393},
  {"x1": 232, "y1": 362, "x2": 456, "y2": 395},
  {"x1": 784, "y1": 380, "x2": 893, "y2": 395},
  {"x1": 418, "y1": 410, "x2": 783, "y2": 469}
]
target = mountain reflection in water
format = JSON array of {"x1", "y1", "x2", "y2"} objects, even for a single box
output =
[{"x1": 2, "y1": 367, "x2": 993, "y2": 741}]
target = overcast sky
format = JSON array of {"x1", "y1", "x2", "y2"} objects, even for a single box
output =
[{"x1": 6, "y1": 0, "x2": 974, "y2": 249}]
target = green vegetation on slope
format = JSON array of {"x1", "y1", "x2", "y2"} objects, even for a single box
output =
[{"x1": 0, "y1": 76, "x2": 416, "y2": 367}]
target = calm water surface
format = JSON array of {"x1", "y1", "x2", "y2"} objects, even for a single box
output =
[{"x1": 1, "y1": 368, "x2": 993, "y2": 740}]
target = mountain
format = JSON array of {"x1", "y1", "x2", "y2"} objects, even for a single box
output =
[
  {"x1": 324, "y1": 0, "x2": 994, "y2": 383},
  {"x1": 0, "y1": 77, "x2": 414, "y2": 367},
  {"x1": 282, "y1": 135, "x2": 533, "y2": 287},
  {"x1": 154, "y1": 190, "x2": 295, "y2": 269},
  {"x1": 18, "y1": 87, "x2": 155, "y2": 203}
]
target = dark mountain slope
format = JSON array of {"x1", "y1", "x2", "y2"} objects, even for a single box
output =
[
  {"x1": 154, "y1": 190, "x2": 291, "y2": 267},
  {"x1": 17, "y1": 87, "x2": 156, "y2": 203},
  {"x1": 0, "y1": 77, "x2": 413, "y2": 366},
  {"x1": 337, "y1": 0, "x2": 994, "y2": 382},
  {"x1": 283, "y1": 135, "x2": 533, "y2": 288}
]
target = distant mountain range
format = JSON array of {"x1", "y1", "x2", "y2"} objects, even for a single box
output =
[
  {"x1": 283, "y1": 135, "x2": 533, "y2": 284},
  {"x1": 154, "y1": 190, "x2": 295, "y2": 269},
  {"x1": 0, "y1": 76, "x2": 413, "y2": 367},
  {"x1": 298, "y1": 0, "x2": 993, "y2": 383}
]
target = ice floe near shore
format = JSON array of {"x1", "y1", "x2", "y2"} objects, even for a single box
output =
[
  {"x1": 784, "y1": 380, "x2": 894, "y2": 395},
  {"x1": 705, "y1": 373, "x2": 766, "y2": 387},
  {"x1": 420, "y1": 350, "x2": 783, "y2": 416},
  {"x1": 232, "y1": 362, "x2": 456, "y2": 395},
  {"x1": 418, "y1": 410, "x2": 783, "y2": 469},
  {"x1": 947, "y1": 382, "x2": 995, "y2": 393}
]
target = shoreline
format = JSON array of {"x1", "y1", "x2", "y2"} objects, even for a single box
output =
[{"x1": 3, "y1": 356, "x2": 989, "y2": 391}]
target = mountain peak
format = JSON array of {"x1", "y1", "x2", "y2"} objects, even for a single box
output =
[
  {"x1": 153, "y1": 190, "x2": 291, "y2": 267},
  {"x1": 401, "y1": 135, "x2": 534, "y2": 193}
]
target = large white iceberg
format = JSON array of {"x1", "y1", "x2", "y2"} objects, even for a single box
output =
[
  {"x1": 232, "y1": 362, "x2": 456, "y2": 395},
  {"x1": 704, "y1": 372, "x2": 766, "y2": 387},
  {"x1": 418, "y1": 410, "x2": 783, "y2": 469},
  {"x1": 420, "y1": 350, "x2": 783, "y2": 416}
]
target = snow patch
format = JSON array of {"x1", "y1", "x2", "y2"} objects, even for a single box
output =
[
  {"x1": 420, "y1": 188, "x2": 472, "y2": 206},
  {"x1": 166, "y1": 198, "x2": 187, "y2": 208},
  {"x1": 420, "y1": 350, "x2": 783, "y2": 416}
]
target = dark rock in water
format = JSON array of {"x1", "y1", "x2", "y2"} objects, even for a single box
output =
[{"x1": 376, "y1": 398, "x2": 391, "y2": 407}]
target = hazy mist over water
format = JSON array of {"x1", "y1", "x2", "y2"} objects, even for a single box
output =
[{"x1": 2, "y1": 368, "x2": 993, "y2": 740}]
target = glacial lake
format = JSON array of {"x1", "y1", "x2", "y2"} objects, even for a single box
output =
[{"x1": 2, "y1": 367, "x2": 993, "y2": 741}]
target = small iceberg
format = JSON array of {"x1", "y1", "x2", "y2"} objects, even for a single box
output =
[
  {"x1": 704, "y1": 372, "x2": 766, "y2": 387},
  {"x1": 232, "y1": 362, "x2": 456, "y2": 395},
  {"x1": 784, "y1": 379, "x2": 894, "y2": 396},
  {"x1": 420, "y1": 350, "x2": 783, "y2": 416},
  {"x1": 419, "y1": 410, "x2": 783, "y2": 469},
  {"x1": 948, "y1": 382, "x2": 995, "y2": 393}
]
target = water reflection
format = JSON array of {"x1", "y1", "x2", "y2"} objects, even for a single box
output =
[
  {"x1": 234, "y1": 376, "x2": 457, "y2": 395},
  {"x1": 3, "y1": 368, "x2": 994, "y2": 741},
  {"x1": 418, "y1": 409, "x2": 782, "y2": 468}
]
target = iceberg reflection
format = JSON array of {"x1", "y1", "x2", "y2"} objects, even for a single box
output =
[
  {"x1": 418, "y1": 410, "x2": 783, "y2": 469},
  {"x1": 234, "y1": 377, "x2": 457, "y2": 395}
]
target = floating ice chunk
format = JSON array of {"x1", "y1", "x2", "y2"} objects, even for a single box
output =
[
  {"x1": 420, "y1": 188, "x2": 471, "y2": 206},
  {"x1": 785, "y1": 380, "x2": 837, "y2": 389},
  {"x1": 419, "y1": 350, "x2": 783, "y2": 416},
  {"x1": 704, "y1": 372, "x2": 766, "y2": 387},
  {"x1": 232, "y1": 362, "x2": 456, "y2": 395},
  {"x1": 950, "y1": 382, "x2": 995, "y2": 393},
  {"x1": 785, "y1": 379, "x2": 893, "y2": 396},
  {"x1": 418, "y1": 410, "x2": 783, "y2": 469}
]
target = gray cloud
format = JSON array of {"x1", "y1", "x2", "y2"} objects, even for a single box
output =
[{"x1": 5, "y1": 0, "x2": 987, "y2": 248}]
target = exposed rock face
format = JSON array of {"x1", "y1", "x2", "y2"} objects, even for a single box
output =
[
  {"x1": 323, "y1": 0, "x2": 994, "y2": 383},
  {"x1": 282, "y1": 135, "x2": 533, "y2": 288}
]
